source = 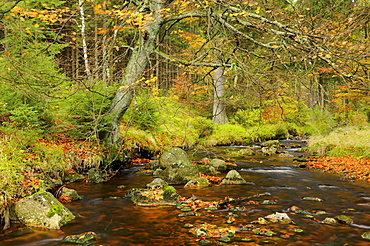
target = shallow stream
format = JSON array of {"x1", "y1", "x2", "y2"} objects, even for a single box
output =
[{"x1": 1, "y1": 141, "x2": 370, "y2": 245}]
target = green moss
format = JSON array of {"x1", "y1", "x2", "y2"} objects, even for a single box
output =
[{"x1": 162, "y1": 186, "x2": 178, "y2": 200}]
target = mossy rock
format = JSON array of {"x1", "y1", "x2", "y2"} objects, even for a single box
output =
[
  {"x1": 127, "y1": 186, "x2": 179, "y2": 206},
  {"x1": 159, "y1": 147, "x2": 192, "y2": 169},
  {"x1": 59, "y1": 187, "x2": 82, "y2": 201},
  {"x1": 64, "y1": 173, "x2": 85, "y2": 183},
  {"x1": 13, "y1": 191, "x2": 75, "y2": 229},
  {"x1": 184, "y1": 177, "x2": 210, "y2": 188},
  {"x1": 158, "y1": 165, "x2": 199, "y2": 184},
  {"x1": 87, "y1": 168, "x2": 104, "y2": 183},
  {"x1": 210, "y1": 159, "x2": 227, "y2": 171},
  {"x1": 220, "y1": 170, "x2": 247, "y2": 185}
]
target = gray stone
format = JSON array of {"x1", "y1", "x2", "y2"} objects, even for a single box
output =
[
  {"x1": 238, "y1": 147, "x2": 255, "y2": 156},
  {"x1": 159, "y1": 147, "x2": 192, "y2": 169},
  {"x1": 210, "y1": 159, "x2": 227, "y2": 171},
  {"x1": 59, "y1": 187, "x2": 82, "y2": 201},
  {"x1": 261, "y1": 146, "x2": 277, "y2": 156},
  {"x1": 145, "y1": 178, "x2": 168, "y2": 190},
  {"x1": 13, "y1": 192, "x2": 75, "y2": 229},
  {"x1": 261, "y1": 140, "x2": 281, "y2": 148},
  {"x1": 158, "y1": 165, "x2": 199, "y2": 184},
  {"x1": 184, "y1": 178, "x2": 210, "y2": 188},
  {"x1": 220, "y1": 170, "x2": 247, "y2": 185}
]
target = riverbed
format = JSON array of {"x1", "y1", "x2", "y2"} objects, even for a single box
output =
[{"x1": 1, "y1": 141, "x2": 370, "y2": 245}]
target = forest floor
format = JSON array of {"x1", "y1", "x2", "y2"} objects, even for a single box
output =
[{"x1": 300, "y1": 156, "x2": 370, "y2": 183}]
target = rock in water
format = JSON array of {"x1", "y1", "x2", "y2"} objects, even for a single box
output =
[
  {"x1": 13, "y1": 191, "x2": 75, "y2": 229},
  {"x1": 159, "y1": 147, "x2": 192, "y2": 169},
  {"x1": 220, "y1": 170, "x2": 247, "y2": 185}
]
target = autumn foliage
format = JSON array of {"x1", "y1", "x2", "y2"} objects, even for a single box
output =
[{"x1": 304, "y1": 156, "x2": 370, "y2": 182}]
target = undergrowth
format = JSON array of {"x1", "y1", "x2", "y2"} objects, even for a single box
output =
[{"x1": 308, "y1": 125, "x2": 370, "y2": 158}]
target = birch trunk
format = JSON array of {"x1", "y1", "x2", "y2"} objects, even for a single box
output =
[{"x1": 78, "y1": 0, "x2": 91, "y2": 78}]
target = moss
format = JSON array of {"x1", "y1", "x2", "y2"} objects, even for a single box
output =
[{"x1": 162, "y1": 186, "x2": 178, "y2": 200}]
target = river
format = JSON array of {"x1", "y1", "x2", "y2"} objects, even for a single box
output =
[{"x1": 1, "y1": 141, "x2": 370, "y2": 245}]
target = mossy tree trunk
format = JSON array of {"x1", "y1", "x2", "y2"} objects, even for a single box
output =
[{"x1": 101, "y1": 0, "x2": 166, "y2": 144}]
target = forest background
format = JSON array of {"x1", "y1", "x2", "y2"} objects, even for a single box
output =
[{"x1": 0, "y1": 0, "x2": 369, "y2": 223}]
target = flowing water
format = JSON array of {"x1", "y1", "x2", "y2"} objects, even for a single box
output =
[{"x1": 1, "y1": 141, "x2": 370, "y2": 246}]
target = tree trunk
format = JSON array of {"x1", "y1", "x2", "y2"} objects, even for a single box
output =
[
  {"x1": 212, "y1": 66, "x2": 228, "y2": 124},
  {"x1": 101, "y1": 0, "x2": 165, "y2": 144}
]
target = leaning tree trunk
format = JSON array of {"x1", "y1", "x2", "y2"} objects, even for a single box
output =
[
  {"x1": 101, "y1": 1, "x2": 166, "y2": 144},
  {"x1": 212, "y1": 66, "x2": 228, "y2": 124}
]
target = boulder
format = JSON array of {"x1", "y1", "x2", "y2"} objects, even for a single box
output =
[
  {"x1": 58, "y1": 187, "x2": 82, "y2": 201},
  {"x1": 126, "y1": 186, "x2": 180, "y2": 206},
  {"x1": 210, "y1": 159, "x2": 227, "y2": 171},
  {"x1": 220, "y1": 170, "x2": 247, "y2": 185},
  {"x1": 261, "y1": 146, "x2": 277, "y2": 156},
  {"x1": 159, "y1": 147, "x2": 192, "y2": 169},
  {"x1": 145, "y1": 178, "x2": 168, "y2": 190},
  {"x1": 87, "y1": 168, "x2": 104, "y2": 183},
  {"x1": 158, "y1": 164, "x2": 199, "y2": 184},
  {"x1": 13, "y1": 191, "x2": 75, "y2": 229},
  {"x1": 184, "y1": 178, "x2": 210, "y2": 188},
  {"x1": 238, "y1": 147, "x2": 255, "y2": 156},
  {"x1": 261, "y1": 140, "x2": 281, "y2": 148}
]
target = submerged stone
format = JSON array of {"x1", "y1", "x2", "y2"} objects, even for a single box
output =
[
  {"x1": 220, "y1": 170, "x2": 247, "y2": 185},
  {"x1": 62, "y1": 231, "x2": 97, "y2": 244},
  {"x1": 184, "y1": 177, "x2": 210, "y2": 187},
  {"x1": 265, "y1": 212, "x2": 292, "y2": 223},
  {"x1": 335, "y1": 215, "x2": 353, "y2": 224},
  {"x1": 322, "y1": 217, "x2": 337, "y2": 224},
  {"x1": 362, "y1": 231, "x2": 370, "y2": 240},
  {"x1": 127, "y1": 185, "x2": 179, "y2": 206},
  {"x1": 13, "y1": 191, "x2": 75, "y2": 229}
]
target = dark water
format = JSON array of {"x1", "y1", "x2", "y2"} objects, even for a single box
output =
[{"x1": 1, "y1": 141, "x2": 370, "y2": 245}]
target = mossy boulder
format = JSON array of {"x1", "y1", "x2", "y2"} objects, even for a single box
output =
[
  {"x1": 13, "y1": 191, "x2": 75, "y2": 229},
  {"x1": 238, "y1": 147, "x2": 255, "y2": 156},
  {"x1": 210, "y1": 159, "x2": 227, "y2": 171},
  {"x1": 159, "y1": 147, "x2": 192, "y2": 169},
  {"x1": 145, "y1": 178, "x2": 168, "y2": 190},
  {"x1": 184, "y1": 177, "x2": 210, "y2": 188},
  {"x1": 261, "y1": 146, "x2": 277, "y2": 156},
  {"x1": 126, "y1": 185, "x2": 180, "y2": 206},
  {"x1": 261, "y1": 140, "x2": 281, "y2": 148},
  {"x1": 158, "y1": 165, "x2": 199, "y2": 184},
  {"x1": 87, "y1": 168, "x2": 104, "y2": 183},
  {"x1": 220, "y1": 170, "x2": 247, "y2": 185}
]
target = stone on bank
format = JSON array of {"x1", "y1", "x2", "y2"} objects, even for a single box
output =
[{"x1": 13, "y1": 191, "x2": 75, "y2": 229}]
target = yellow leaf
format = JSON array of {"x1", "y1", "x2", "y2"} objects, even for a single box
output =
[
  {"x1": 34, "y1": 24, "x2": 39, "y2": 28},
  {"x1": 255, "y1": 6, "x2": 261, "y2": 14}
]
